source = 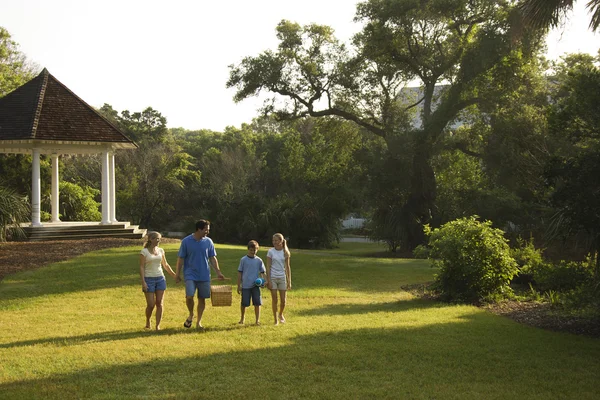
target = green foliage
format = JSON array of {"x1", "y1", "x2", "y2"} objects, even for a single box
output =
[
  {"x1": 511, "y1": 236, "x2": 545, "y2": 276},
  {"x1": 545, "y1": 54, "x2": 600, "y2": 263},
  {"x1": 0, "y1": 27, "x2": 38, "y2": 97},
  {"x1": 532, "y1": 259, "x2": 594, "y2": 292},
  {"x1": 426, "y1": 216, "x2": 518, "y2": 302},
  {"x1": 0, "y1": 184, "x2": 29, "y2": 241},
  {"x1": 178, "y1": 117, "x2": 362, "y2": 247},
  {"x1": 412, "y1": 244, "x2": 430, "y2": 259},
  {"x1": 58, "y1": 182, "x2": 101, "y2": 222}
]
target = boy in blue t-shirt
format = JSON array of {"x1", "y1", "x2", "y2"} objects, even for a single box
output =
[{"x1": 237, "y1": 240, "x2": 266, "y2": 325}]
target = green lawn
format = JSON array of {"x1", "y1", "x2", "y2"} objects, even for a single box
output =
[{"x1": 0, "y1": 242, "x2": 599, "y2": 399}]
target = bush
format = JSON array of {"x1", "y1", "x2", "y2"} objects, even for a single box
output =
[
  {"x1": 412, "y1": 244, "x2": 430, "y2": 259},
  {"x1": 426, "y1": 216, "x2": 518, "y2": 303},
  {"x1": 533, "y1": 258, "x2": 594, "y2": 292},
  {"x1": 59, "y1": 182, "x2": 101, "y2": 221},
  {"x1": 0, "y1": 184, "x2": 30, "y2": 241},
  {"x1": 510, "y1": 237, "x2": 545, "y2": 284}
]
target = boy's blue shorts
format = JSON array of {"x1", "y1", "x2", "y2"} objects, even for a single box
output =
[
  {"x1": 185, "y1": 280, "x2": 211, "y2": 298},
  {"x1": 241, "y1": 287, "x2": 262, "y2": 307},
  {"x1": 144, "y1": 276, "x2": 166, "y2": 292}
]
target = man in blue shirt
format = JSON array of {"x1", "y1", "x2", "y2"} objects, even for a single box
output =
[{"x1": 176, "y1": 220, "x2": 224, "y2": 330}]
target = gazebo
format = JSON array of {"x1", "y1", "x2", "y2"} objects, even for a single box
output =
[{"x1": 0, "y1": 68, "x2": 144, "y2": 240}]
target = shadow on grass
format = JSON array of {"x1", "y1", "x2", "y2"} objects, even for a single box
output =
[
  {"x1": 295, "y1": 297, "x2": 444, "y2": 317},
  {"x1": 2, "y1": 318, "x2": 599, "y2": 399},
  {"x1": 0, "y1": 324, "x2": 246, "y2": 350}
]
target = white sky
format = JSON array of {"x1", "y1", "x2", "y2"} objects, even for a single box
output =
[{"x1": 2, "y1": 0, "x2": 598, "y2": 131}]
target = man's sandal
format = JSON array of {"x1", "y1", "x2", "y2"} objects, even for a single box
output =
[{"x1": 183, "y1": 318, "x2": 193, "y2": 328}]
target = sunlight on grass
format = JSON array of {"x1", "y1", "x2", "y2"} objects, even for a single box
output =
[{"x1": 1, "y1": 243, "x2": 600, "y2": 399}]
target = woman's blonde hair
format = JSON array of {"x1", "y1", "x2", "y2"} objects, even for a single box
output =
[
  {"x1": 144, "y1": 231, "x2": 161, "y2": 249},
  {"x1": 273, "y1": 233, "x2": 290, "y2": 258}
]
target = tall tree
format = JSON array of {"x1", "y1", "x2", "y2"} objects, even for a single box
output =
[
  {"x1": 545, "y1": 53, "x2": 600, "y2": 272},
  {"x1": 228, "y1": 0, "x2": 541, "y2": 250},
  {"x1": 0, "y1": 27, "x2": 37, "y2": 97}
]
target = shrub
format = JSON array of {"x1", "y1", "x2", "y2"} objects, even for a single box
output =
[
  {"x1": 533, "y1": 258, "x2": 594, "y2": 292},
  {"x1": 0, "y1": 184, "x2": 29, "y2": 241},
  {"x1": 426, "y1": 216, "x2": 518, "y2": 303},
  {"x1": 412, "y1": 244, "x2": 430, "y2": 259},
  {"x1": 510, "y1": 236, "x2": 545, "y2": 284},
  {"x1": 59, "y1": 182, "x2": 101, "y2": 221}
]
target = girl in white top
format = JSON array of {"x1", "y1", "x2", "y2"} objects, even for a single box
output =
[
  {"x1": 139, "y1": 231, "x2": 176, "y2": 330},
  {"x1": 266, "y1": 233, "x2": 291, "y2": 325}
]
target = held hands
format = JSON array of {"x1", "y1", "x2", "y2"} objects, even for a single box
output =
[{"x1": 175, "y1": 275, "x2": 182, "y2": 284}]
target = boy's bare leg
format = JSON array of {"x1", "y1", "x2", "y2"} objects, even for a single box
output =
[
  {"x1": 254, "y1": 305, "x2": 260, "y2": 325},
  {"x1": 239, "y1": 304, "x2": 246, "y2": 324}
]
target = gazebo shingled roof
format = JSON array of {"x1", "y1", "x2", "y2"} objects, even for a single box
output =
[{"x1": 0, "y1": 68, "x2": 136, "y2": 147}]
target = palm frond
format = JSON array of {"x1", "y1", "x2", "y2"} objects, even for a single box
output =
[
  {"x1": 587, "y1": 0, "x2": 600, "y2": 31},
  {"x1": 519, "y1": 0, "x2": 575, "y2": 31}
]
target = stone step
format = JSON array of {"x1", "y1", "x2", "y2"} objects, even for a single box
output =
[
  {"x1": 26, "y1": 227, "x2": 140, "y2": 237},
  {"x1": 27, "y1": 232, "x2": 147, "y2": 241},
  {"x1": 21, "y1": 222, "x2": 146, "y2": 241}
]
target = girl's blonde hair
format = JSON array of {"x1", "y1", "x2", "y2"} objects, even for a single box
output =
[
  {"x1": 144, "y1": 231, "x2": 161, "y2": 249},
  {"x1": 273, "y1": 233, "x2": 290, "y2": 258}
]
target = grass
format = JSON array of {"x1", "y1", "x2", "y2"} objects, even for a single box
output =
[{"x1": 0, "y1": 242, "x2": 599, "y2": 399}]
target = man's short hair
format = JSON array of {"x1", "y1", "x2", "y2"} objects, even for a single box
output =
[{"x1": 196, "y1": 219, "x2": 210, "y2": 231}]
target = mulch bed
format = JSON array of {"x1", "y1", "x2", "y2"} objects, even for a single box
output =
[
  {"x1": 483, "y1": 301, "x2": 600, "y2": 338},
  {"x1": 0, "y1": 238, "x2": 180, "y2": 282},
  {"x1": 402, "y1": 283, "x2": 600, "y2": 339}
]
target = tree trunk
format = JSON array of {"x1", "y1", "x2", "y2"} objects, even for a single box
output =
[{"x1": 399, "y1": 142, "x2": 436, "y2": 252}]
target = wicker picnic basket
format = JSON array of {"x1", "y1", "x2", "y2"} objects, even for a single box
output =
[{"x1": 210, "y1": 285, "x2": 232, "y2": 307}]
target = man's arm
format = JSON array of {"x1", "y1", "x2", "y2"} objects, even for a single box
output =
[
  {"x1": 175, "y1": 257, "x2": 184, "y2": 283},
  {"x1": 210, "y1": 256, "x2": 225, "y2": 280}
]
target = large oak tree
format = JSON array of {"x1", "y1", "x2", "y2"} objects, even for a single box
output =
[{"x1": 228, "y1": 0, "x2": 541, "y2": 250}]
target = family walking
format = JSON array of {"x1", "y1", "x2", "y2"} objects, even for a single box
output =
[{"x1": 138, "y1": 219, "x2": 292, "y2": 330}]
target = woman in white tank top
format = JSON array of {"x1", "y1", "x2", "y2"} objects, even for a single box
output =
[{"x1": 139, "y1": 231, "x2": 176, "y2": 330}]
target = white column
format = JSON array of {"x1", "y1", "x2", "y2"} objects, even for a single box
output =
[
  {"x1": 109, "y1": 152, "x2": 117, "y2": 222},
  {"x1": 31, "y1": 149, "x2": 42, "y2": 227},
  {"x1": 101, "y1": 150, "x2": 111, "y2": 224},
  {"x1": 51, "y1": 154, "x2": 61, "y2": 222}
]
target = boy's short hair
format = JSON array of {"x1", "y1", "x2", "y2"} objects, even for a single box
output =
[{"x1": 247, "y1": 240, "x2": 259, "y2": 249}]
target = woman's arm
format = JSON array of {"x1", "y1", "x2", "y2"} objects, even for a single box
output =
[
  {"x1": 285, "y1": 256, "x2": 291, "y2": 290},
  {"x1": 139, "y1": 253, "x2": 148, "y2": 291},
  {"x1": 266, "y1": 256, "x2": 272, "y2": 289},
  {"x1": 161, "y1": 249, "x2": 176, "y2": 278}
]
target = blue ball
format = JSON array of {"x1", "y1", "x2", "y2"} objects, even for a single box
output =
[{"x1": 255, "y1": 278, "x2": 265, "y2": 287}]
